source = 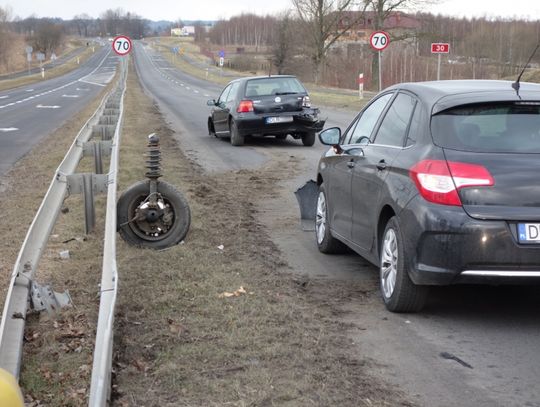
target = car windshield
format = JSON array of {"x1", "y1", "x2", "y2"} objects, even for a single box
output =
[
  {"x1": 431, "y1": 102, "x2": 540, "y2": 153},
  {"x1": 245, "y1": 77, "x2": 306, "y2": 97}
]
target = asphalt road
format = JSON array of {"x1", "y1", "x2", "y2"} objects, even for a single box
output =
[
  {"x1": 0, "y1": 45, "x2": 119, "y2": 177},
  {"x1": 134, "y1": 41, "x2": 540, "y2": 407}
]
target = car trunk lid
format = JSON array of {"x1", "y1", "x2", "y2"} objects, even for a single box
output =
[
  {"x1": 443, "y1": 149, "x2": 540, "y2": 221},
  {"x1": 252, "y1": 94, "x2": 304, "y2": 114}
]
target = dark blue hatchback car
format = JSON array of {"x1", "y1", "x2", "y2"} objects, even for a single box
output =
[{"x1": 316, "y1": 80, "x2": 540, "y2": 312}]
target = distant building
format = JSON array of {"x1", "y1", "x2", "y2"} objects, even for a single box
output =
[
  {"x1": 333, "y1": 11, "x2": 421, "y2": 44},
  {"x1": 171, "y1": 26, "x2": 196, "y2": 36}
]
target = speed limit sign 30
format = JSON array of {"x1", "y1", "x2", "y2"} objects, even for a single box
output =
[
  {"x1": 112, "y1": 35, "x2": 132, "y2": 56},
  {"x1": 370, "y1": 31, "x2": 390, "y2": 51}
]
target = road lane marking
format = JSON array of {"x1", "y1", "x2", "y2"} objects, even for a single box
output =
[
  {"x1": 26, "y1": 89, "x2": 34, "y2": 92},
  {"x1": 76, "y1": 88, "x2": 90, "y2": 91},
  {"x1": 194, "y1": 90, "x2": 199, "y2": 93},
  {"x1": 36, "y1": 104, "x2": 61, "y2": 109},
  {"x1": 0, "y1": 95, "x2": 8, "y2": 99},
  {"x1": 62, "y1": 94, "x2": 80, "y2": 98},
  {"x1": 0, "y1": 127, "x2": 18, "y2": 132}
]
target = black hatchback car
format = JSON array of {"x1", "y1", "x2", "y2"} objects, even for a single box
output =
[
  {"x1": 207, "y1": 75, "x2": 325, "y2": 146},
  {"x1": 316, "y1": 80, "x2": 540, "y2": 312}
]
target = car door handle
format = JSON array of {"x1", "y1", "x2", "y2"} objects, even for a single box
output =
[
  {"x1": 376, "y1": 160, "x2": 387, "y2": 171},
  {"x1": 347, "y1": 160, "x2": 355, "y2": 168}
]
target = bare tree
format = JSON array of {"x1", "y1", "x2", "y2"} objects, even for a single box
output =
[
  {"x1": 31, "y1": 21, "x2": 64, "y2": 57},
  {"x1": 364, "y1": 0, "x2": 437, "y2": 88},
  {"x1": 272, "y1": 15, "x2": 295, "y2": 74},
  {"x1": 0, "y1": 6, "x2": 13, "y2": 70},
  {"x1": 292, "y1": 0, "x2": 367, "y2": 83}
]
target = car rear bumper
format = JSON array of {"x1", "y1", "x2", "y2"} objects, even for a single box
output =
[
  {"x1": 400, "y1": 195, "x2": 540, "y2": 285},
  {"x1": 235, "y1": 108, "x2": 325, "y2": 136}
]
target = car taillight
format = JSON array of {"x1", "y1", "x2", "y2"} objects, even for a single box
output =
[
  {"x1": 237, "y1": 100, "x2": 254, "y2": 113},
  {"x1": 302, "y1": 96, "x2": 311, "y2": 107},
  {"x1": 410, "y1": 160, "x2": 494, "y2": 206}
]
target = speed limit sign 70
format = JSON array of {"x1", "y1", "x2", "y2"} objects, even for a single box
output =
[
  {"x1": 112, "y1": 35, "x2": 132, "y2": 56},
  {"x1": 370, "y1": 31, "x2": 390, "y2": 51}
]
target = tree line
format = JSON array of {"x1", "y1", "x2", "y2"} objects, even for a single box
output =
[{"x1": 2, "y1": 2, "x2": 540, "y2": 89}]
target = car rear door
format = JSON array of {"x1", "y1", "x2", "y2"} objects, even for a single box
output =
[
  {"x1": 212, "y1": 84, "x2": 233, "y2": 134},
  {"x1": 351, "y1": 92, "x2": 418, "y2": 251}
]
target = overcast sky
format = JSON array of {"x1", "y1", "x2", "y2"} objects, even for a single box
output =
[{"x1": 2, "y1": 0, "x2": 540, "y2": 21}]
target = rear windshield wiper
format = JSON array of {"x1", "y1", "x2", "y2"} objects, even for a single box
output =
[{"x1": 275, "y1": 92, "x2": 298, "y2": 95}]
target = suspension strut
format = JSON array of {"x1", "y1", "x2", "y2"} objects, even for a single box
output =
[{"x1": 145, "y1": 133, "x2": 162, "y2": 203}]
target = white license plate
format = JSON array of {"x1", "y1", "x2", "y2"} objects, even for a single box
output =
[
  {"x1": 266, "y1": 116, "x2": 293, "y2": 124},
  {"x1": 518, "y1": 223, "x2": 540, "y2": 243}
]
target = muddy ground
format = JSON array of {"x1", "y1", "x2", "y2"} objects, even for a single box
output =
[{"x1": 0, "y1": 63, "x2": 414, "y2": 406}]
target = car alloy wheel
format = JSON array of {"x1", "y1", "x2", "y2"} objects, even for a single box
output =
[
  {"x1": 316, "y1": 191, "x2": 327, "y2": 245},
  {"x1": 380, "y1": 227, "x2": 398, "y2": 299}
]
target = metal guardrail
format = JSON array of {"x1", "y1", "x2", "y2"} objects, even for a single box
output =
[
  {"x1": 0, "y1": 57, "x2": 127, "y2": 406},
  {"x1": 88, "y1": 61, "x2": 126, "y2": 406}
]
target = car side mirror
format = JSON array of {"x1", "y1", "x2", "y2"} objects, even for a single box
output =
[
  {"x1": 318, "y1": 127, "x2": 341, "y2": 146},
  {"x1": 207, "y1": 99, "x2": 217, "y2": 106}
]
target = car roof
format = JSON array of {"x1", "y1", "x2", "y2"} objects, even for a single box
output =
[{"x1": 386, "y1": 80, "x2": 540, "y2": 114}]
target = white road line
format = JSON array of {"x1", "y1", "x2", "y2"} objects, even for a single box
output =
[
  {"x1": 76, "y1": 88, "x2": 90, "y2": 91},
  {"x1": 0, "y1": 127, "x2": 18, "y2": 132},
  {"x1": 186, "y1": 87, "x2": 191, "y2": 90},
  {"x1": 194, "y1": 90, "x2": 199, "y2": 93},
  {"x1": 26, "y1": 89, "x2": 34, "y2": 92},
  {"x1": 36, "y1": 104, "x2": 61, "y2": 109},
  {"x1": 204, "y1": 94, "x2": 210, "y2": 97},
  {"x1": 62, "y1": 94, "x2": 80, "y2": 98},
  {"x1": 0, "y1": 95, "x2": 8, "y2": 99}
]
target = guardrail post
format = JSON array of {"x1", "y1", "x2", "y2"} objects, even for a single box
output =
[
  {"x1": 93, "y1": 142, "x2": 103, "y2": 174},
  {"x1": 83, "y1": 173, "x2": 96, "y2": 234},
  {"x1": 67, "y1": 173, "x2": 108, "y2": 235}
]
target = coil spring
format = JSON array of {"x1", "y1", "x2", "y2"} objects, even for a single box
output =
[{"x1": 145, "y1": 133, "x2": 162, "y2": 180}]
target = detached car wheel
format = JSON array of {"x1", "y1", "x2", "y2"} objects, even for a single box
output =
[
  {"x1": 117, "y1": 180, "x2": 191, "y2": 249},
  {"x1": 316, "y1": 184, "x2": 346, "y2": 253},
  {"x1": 380, "y1": 217, "x2": 428, "y2": 312},
  {"x1": 230, "y1": 120, "x2": 244, "y2": 146},
  {"x1": 301, "y1": 131, "x2": 316, "y2": 146}
]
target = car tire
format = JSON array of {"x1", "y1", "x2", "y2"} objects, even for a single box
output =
[
  {"x1": 380, "y1": 216, "x2": 428, "y2": 313},
  {"x1": 117, "y1": 180, "x2": 191, "y2": 250},
  {"x1": 230, "y1": 120, "x2": 244, "y2": 146},
  {"x1": 316, "y1": 184, "x2": 347, "y2": 254},
  {"x1": 301, "y1": 131, "x2": 316, "y2": 146}
]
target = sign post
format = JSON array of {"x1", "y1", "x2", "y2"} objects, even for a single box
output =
[
  {"x1": 370, "y1": 31, "x2": 390, "y2": 92},
  {"x1": 25, "y1": 46, "x2": 33, "y2": 76},
  {"x1": 112, "y1": 35, "x2": 133, "y2": 56},
  {"x1": 431, "y1": 43, "x2": 450, "y2": 80},
  {"x1": 357, "y1": 73, "x2": 364, "y2": 99}
]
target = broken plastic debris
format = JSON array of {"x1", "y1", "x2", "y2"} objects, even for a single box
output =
[
  {"x1": 217, "y1": 245, "x2": 224, "y2": 250},
  {"x1": 219, "y1": 286, "x2": 247, "y2": 298},
  {"x1": 59, "y1": 250, "x2": 70, "y2": 260}
]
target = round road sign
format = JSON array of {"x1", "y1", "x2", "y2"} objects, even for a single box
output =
[
  {"x1": 370, "y1": 31, "x2": 390, "y2": 51},
  {"x1": 112, "y1": 35, "x2": 132, "y2": 56}
]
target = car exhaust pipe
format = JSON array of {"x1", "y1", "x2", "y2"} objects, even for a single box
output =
[{"x1": 294, "y1": 180, "x2": 318, "y2": 231}]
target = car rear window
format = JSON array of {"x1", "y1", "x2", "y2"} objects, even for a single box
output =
[
  {"x1": 431, "y1": 102, "x2": 540, "y2": 153},
  {"x1": 245, "y1": 77, "x2": 306, "y2": 97}
]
